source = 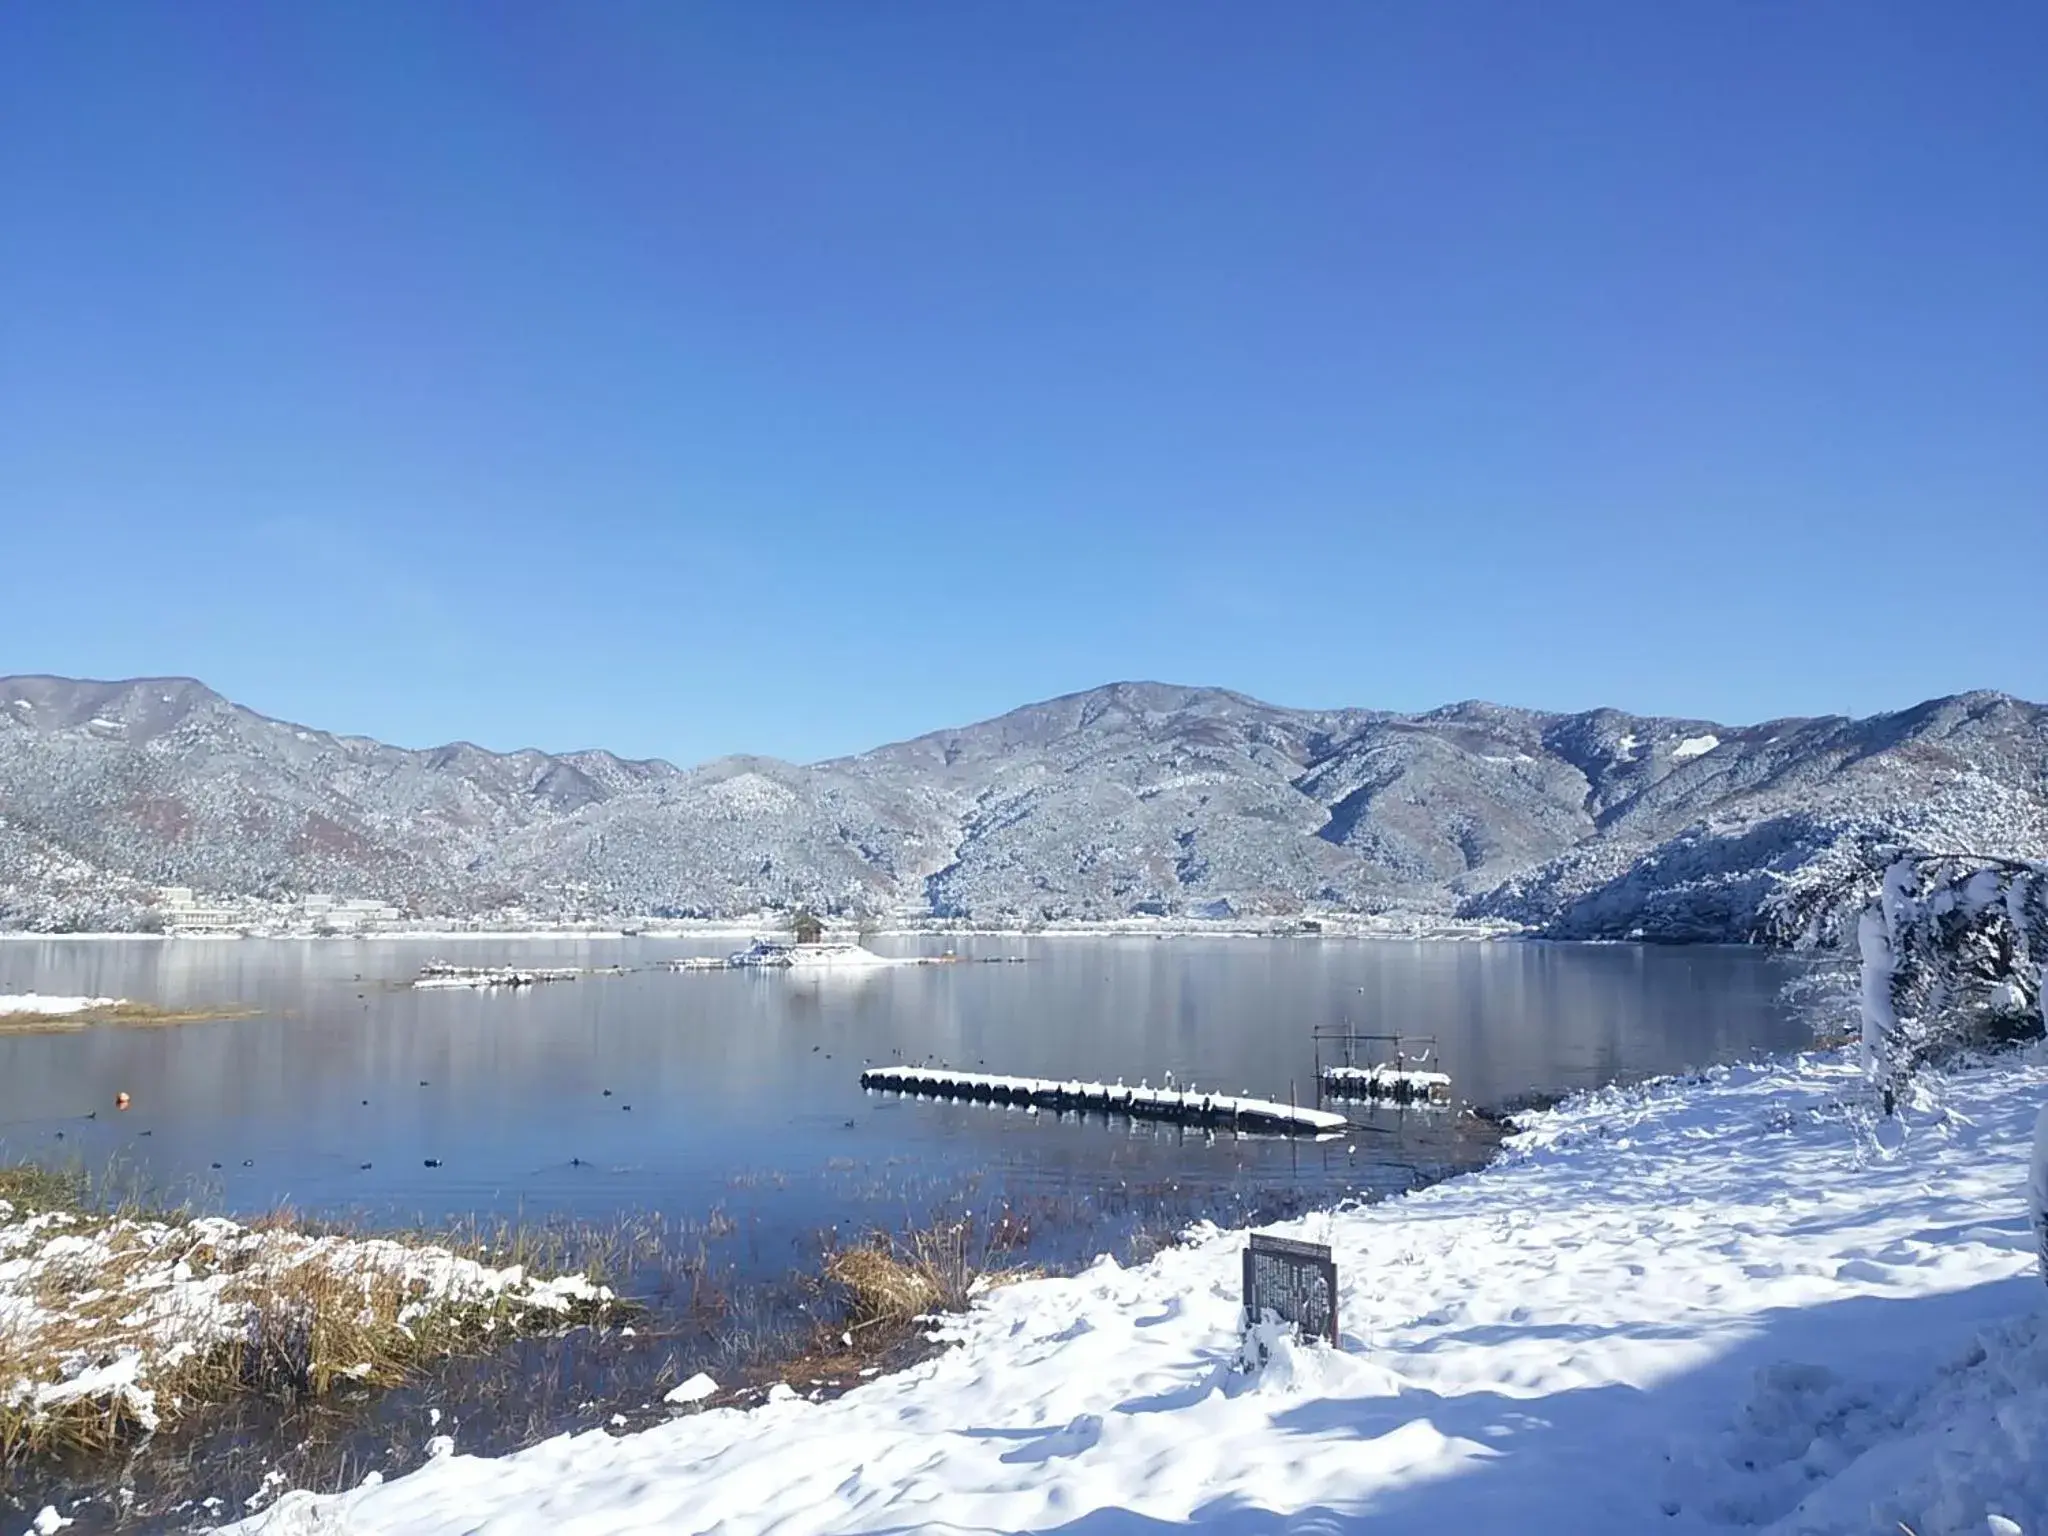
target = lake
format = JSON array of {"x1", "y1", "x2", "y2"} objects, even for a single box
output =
[{"x1": 0, "y1": 934, "x2": 1814, "y2": 1270}]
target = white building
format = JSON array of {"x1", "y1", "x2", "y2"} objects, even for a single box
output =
[
  {"x1": 157, "y1": 886, "x2": 248, "y2": 935},
  {"x1": 300, "y1": 894, "x2": 401, "y2": 933}
]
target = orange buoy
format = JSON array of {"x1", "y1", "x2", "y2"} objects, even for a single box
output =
[{"x1": 115, "y1": 1092, "x2": 131, "y2": 1110}]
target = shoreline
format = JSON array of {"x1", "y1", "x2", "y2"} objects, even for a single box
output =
[
  {"x1": 0, "y1": 920, "x2": 1527, "y2": 944},
  {"x1": 215, "y1": 1041, "x2": 2048, "y2": 1535}
]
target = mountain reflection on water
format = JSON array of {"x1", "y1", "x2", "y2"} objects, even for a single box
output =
[{"x1": 0, "y1": 934, "x2": 1812, "y2": 1260}]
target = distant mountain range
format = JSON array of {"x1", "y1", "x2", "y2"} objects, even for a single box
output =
[{"x1": 2, "y1": 674, "x2": 2045, "y2": 940}]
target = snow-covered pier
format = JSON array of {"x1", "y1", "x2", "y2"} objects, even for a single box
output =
[
  {"x1": 1318, "y1": 1064, "x2": 1452, "y2": 1103},
  {"x1": 858, "y1": 1066, "x2": 1348, "y2": 1135}
]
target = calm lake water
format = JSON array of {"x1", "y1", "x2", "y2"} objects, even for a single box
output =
[{"x1": 0, "y1": 935, "x2": 1813, "y2": 1266}]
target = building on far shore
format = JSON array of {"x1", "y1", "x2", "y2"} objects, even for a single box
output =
[
  {"x1": 299, "y1": 894, "x2": 401, "y2": 934},
  {"x1": 156, "y1": 886, "x2": 247, "y2": 935}
]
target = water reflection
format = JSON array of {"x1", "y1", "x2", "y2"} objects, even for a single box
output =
[{"x1": 0, "y1": 935, "x2": 1811, "y2": 1250}]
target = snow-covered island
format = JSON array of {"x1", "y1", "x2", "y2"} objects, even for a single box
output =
[
  {"x1": 728, "y1": 938, "x2": 904, "y2": 970},
  {"x1": 0, "y1": 993, "x2": 252, "y2": 1034},
  {"x1": 666, "y1": 938, "x2": 926, "y2": 972},
  {"x1": 410, "y1": 963, "x2": 590, "y2": 991},
  {"x1": 0, "y1": 993, "x2": 122, "y2": 1018}
]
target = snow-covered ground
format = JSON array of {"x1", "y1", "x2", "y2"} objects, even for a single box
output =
[
  {"x1": 0, "y1": 993, "x2": 119, "y2": 1017},
  {"x1": 220, "y1": 1044, "x2": 2048, "y2": 1536}
]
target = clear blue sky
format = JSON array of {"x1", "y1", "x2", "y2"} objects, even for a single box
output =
[{"x1": 3, "y1": 4, "x2": 2043, "y2": 765}]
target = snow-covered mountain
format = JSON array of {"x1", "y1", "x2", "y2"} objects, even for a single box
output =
[{"x1": 2, "y1": 675, "x2": 2044, "y2": 939}]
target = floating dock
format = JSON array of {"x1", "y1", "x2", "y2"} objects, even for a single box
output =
[
  {"x1": 1317, "y1": 1064, "x2": 1452, "y2": 1103},
  {"x1": 858, "y1": 1067, "x2": 1348, "y2": 1136},
  {"x1": 1311, "y1": 1028, "x2": 1453, "y2": 1104}
]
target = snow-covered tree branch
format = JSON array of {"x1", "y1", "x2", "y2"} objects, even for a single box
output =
[
  {"x1": 1782, "y1": 851, "x2": 2048, "y2": 1286},
  {"x1": 1770, "y1": 850, "x2": 2047, "y2": 1087},
  {"x1": 1850, "y1": 856, "x2": 2046, "y2": 1100}
]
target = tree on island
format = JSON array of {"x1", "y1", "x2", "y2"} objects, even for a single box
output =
[{"x1": 790, "y1": 908, "x2": 824, "y2": 946}]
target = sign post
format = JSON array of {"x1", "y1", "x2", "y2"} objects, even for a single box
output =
[{"x1": 1242, "y1": 1232, "x2": 1339, "y2": 1347}]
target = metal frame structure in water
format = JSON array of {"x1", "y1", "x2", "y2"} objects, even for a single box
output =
[{"x1": 1312, "y1": 1028, "x2": 1453, "y2": 1104}]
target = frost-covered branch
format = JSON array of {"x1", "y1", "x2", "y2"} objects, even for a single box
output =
[
  {"x1": 1792, "y1": 851, "x2": 2048, "y2": 1286},
  {"x1": 1819, "y1": 855, "x2": 2048, "y2": 1105}
]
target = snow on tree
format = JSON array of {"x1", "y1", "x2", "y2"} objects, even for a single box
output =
[
  {"x1": 1852, "y1": 856, "x2": 2045, "y2": 1100},
  {"x1": 1771, "y1": 852, "x2": 2046, "y2": 1080},
  {"x1": 2035, "y1": 1100, "x2": 2048, "y2": 1287},
  {"x1": 1779, "y1": 850, "x2": 2048, "y2": 1285}
]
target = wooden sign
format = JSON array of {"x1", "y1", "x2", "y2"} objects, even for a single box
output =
[{"x1": 1242, "y1": 1232, "x2": 1338, "y2": 1346}]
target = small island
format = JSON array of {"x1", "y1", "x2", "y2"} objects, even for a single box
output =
[{"x1": 0, "y1": 993, "x2": 252, "y2": 1034}]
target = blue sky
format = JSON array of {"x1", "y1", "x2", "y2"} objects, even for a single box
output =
[{"x1": 2, "y1": 4, "x2": 2042, "y2": 765}]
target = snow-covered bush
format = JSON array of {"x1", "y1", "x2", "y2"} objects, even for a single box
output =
[
  {"x1": 1791, "y1": 852, "x2": 2048, "y2": 1287},
  {"x1": 1771, "y1": 852, "x2": 2047, "y2": 1092},
  {"x1": 1854, "y1": 857, "x2": 2047, "y2": 1098}
]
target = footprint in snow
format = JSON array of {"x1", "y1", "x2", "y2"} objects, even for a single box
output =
[{"x1": 1000, "y1": 1414, "x2": 1103, "y2": 1464}]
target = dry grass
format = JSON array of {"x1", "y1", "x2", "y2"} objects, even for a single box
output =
[
  {"x1": 826, "y1": 1244, "x2": 941, "y2": 1326},
  {"x1": 0, "y1": 1163, "x2": 91, "y2": 1216},
  {"x1": 823, "y1": 1212, "x2": 1036, "y2": 1335},
  {"x1": 227, "y1": 1246, "x2": 584, "y2": 1402},
  {"x1": 710, "y1": 1211, "x2": 1041, "y2": 1407},
  {"x1": 0, "y1": 1002, "x2": 259, "y2": 1036},
  {"x1": 0, "y1": 1165, "x2": 615, "y2": 1466}
]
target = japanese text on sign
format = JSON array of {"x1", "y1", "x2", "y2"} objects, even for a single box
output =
[{"x1": 1242, "y1": 1232, "x2": 1338, "y2": 1346}]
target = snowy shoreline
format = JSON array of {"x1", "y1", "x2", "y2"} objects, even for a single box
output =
[
  {"x1": 0, "y1": 915, "x2": 1526, "y2": 944},
  {"x1": 218, "y1": 1043, "x2": 2048, "y2": 1535}
]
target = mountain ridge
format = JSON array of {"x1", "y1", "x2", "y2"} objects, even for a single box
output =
[{"x1": 2, "y1": 674, "x2": 2044, "y2": 939}]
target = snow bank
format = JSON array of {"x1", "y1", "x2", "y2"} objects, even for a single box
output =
[
  {"x1": 0, "y1": 994, "x2": 119, "y2": 1017},
  {"x1": 221, "y1": 1048, "x2": 2048, "y2": 1535}
]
